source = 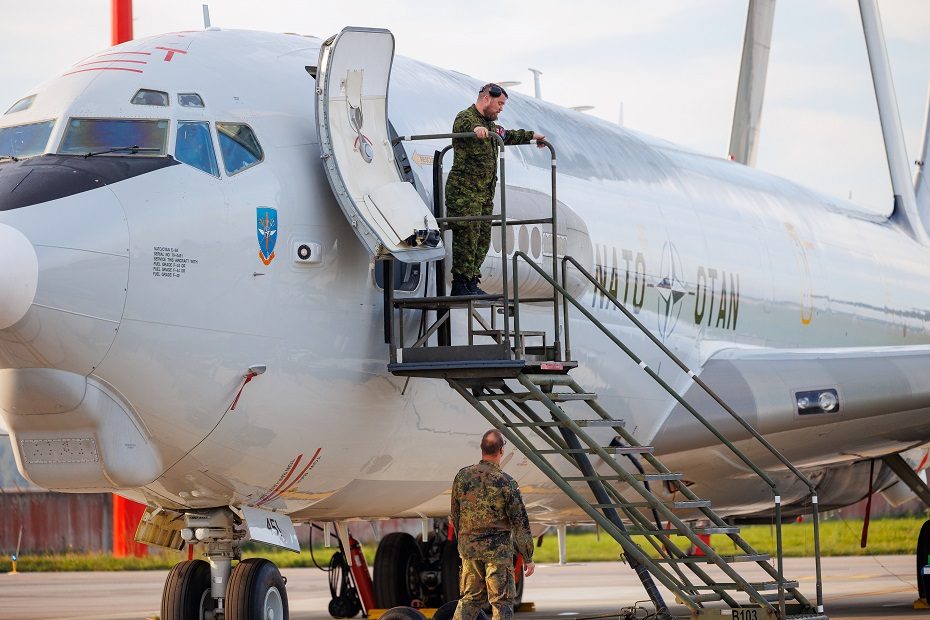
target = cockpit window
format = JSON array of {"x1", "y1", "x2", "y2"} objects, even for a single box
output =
[
  {"x1": 178, "y1": 93, "x2": 205, "y2": 108},
  {"x1": 217, "y1": 122, "x2": 263, "y2": 175},
  {"x1": 131, "y1": 89, "x2": 169, "y2": 106},
  {"x1": 0, "y1": 120, "x2": 54, "y2": 159},
  {"x1": 176, "y1": 121, "x2": 219, "y2": 177},
  {"x1": 5, "y1": 95, "x2": 36, "y2": 115},
  {"x1": 58, "y1": 118, "x2": 169, "y2": 156}
]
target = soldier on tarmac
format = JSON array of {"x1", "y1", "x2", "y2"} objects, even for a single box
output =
[
  {"x1": 445, "y1": 83, "x2": 546, "y2": 296},
  {"x1": 451, "y1": 429, "x2": 535, "y2": 620}
]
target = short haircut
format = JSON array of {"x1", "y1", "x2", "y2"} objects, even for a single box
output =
[{"x1": 481, "y1": 429, "x2": 504, "y2": 455}]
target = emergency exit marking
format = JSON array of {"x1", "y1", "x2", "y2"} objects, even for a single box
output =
[{"x1": 153, "y1": 246, "x2": 199, "y2": 278}]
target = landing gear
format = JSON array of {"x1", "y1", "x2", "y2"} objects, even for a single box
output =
[
  {"x1": 374, "y1": 532, "x2": 425, "y2": 607},
  {"x1": 225, "y1": 558, "x2": 288, "y2": 620},
  {"x1": 370, "y1": 522, "x2": 524, "y2": 613},
  {"x1": 161, "y1": 559, "x2": 215, "y2": 620},
  {"x1": 917, "y1": 519, "x2": 930, "y2": 603},
  {"x1": 160, "y1": 507, "x2": 289, "y2": 620},
  {"x1": 440, "y1": 536, "x2": 462, "y2": 604}
]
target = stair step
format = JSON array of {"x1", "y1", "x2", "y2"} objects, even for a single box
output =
[
  {"x1": 562, "y1": 472, "x2": 680, "y2": 483},
  {"x1": 695, "y1": 580, "x2": 799, "y2": 592},
  {"x1": 655, "y1": 553, "x2": 770, "y2": 564},
  {"x1": 623, "y1": 526, "x2": 739, "y2": 536},
  {"x1": 538, "y1": 445, "x2": 653, "y2": 455},
  {"x1": 575, "y1": 418, "x2": 621, "y2": 427},
  {"x1": 472, "y1": 329, "x2": 547, "y2": 338},
  {"x1": 522, "y1": 373, "x2": 575, "y2": 385},
  {"x1": 690, "y1": 593, "x2": 724, "y2": 603},
  {"x1": 477, "y1": 391, "x2": 596, "y2": 403},
  {"x1": 502, "y1": 420, "x2": 620, "y2": 430},
  {"x1": 592, "y1": 499, "x2": 711, "y2": 510}
]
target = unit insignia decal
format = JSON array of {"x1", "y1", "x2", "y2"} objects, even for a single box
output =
[{"x1": 257, "y1": 207, "x2": 278, "y2": 266}]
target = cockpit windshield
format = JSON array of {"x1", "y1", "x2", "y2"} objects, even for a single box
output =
[
  {"x1": 58, "y1": 118, "x2": 169, "y2": 156},
  {"x1": 0, "y1": 120, "x2": 55, "y2": 159}
]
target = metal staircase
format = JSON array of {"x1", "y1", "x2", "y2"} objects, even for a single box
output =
[{"x1": 383, "y1": 134, "x2": 827, "y2": 620}]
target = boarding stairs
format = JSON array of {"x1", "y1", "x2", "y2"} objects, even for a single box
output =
[{"x1": 373, "y1": 132, "x2": 831, "y2": 620}]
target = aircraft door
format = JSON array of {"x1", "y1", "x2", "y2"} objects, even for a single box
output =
[{"x1": 315, "y1": 27, "x2": 443, "y2": 263}]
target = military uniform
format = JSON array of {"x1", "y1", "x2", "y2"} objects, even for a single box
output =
[
  {"x1": 445, "y1": 104, "x2": 536, "y2": 281},
  {"x1": 451, "y1": 460, "x2": 534, "y2": 620}
]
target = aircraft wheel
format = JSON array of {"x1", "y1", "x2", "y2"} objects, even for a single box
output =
[
  {"x1": 374, "y1": 532, "x2": 424, "y2": 608},
  {"x1": 160, "y1": 559, "x2": 215, "y2": 620},
  {"x1": 917, "y1": 519, "x2": 930, "y2": 601},
  {"x1": 379, "y1": 607, "x2": 428, "y2": 620},
  {"x1": 440, "y1": 539, "x2": 461, "y2": 603},
  {"x1": 225, "y1": 558, "x2": 289, "y2": 620}
]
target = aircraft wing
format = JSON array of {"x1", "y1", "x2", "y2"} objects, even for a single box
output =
[{"x1": 652, "y1": 344, "x2": 930, "y2": 457}]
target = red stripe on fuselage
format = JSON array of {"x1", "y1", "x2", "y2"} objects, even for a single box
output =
[{"x1": 63, "y1": 67, "x2": 144, "y2": 76}]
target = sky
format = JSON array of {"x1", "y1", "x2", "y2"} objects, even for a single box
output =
[{"x1": 1, "y1": 1, "x2": 930, "y2": 212}]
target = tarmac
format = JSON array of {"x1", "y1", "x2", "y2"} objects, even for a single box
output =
[{"x1": 0, "y1": 554, "x2": 926, "y2": 619}]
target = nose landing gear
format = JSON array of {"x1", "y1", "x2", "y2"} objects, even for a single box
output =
[{"x1": 159, "y1": 508, "x2": 290, "y2": 620}]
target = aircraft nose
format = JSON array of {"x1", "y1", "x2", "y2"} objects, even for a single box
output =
[{"x1": 0, "y1": 223, "x2": 38, "y2": 330}]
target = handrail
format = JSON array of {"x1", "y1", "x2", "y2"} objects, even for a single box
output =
[
  {"x1": 393, "y1": 132, "x2": 562, "y2": 360},
  {"x1": 559, "y1": 254, "x2": 823, "y2": 612},
  {"x1": 512, "y1": 250, "x2": 825, "y2": 616}
]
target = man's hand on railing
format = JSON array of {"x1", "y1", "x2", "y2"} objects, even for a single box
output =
[
  {"x1": 473, "y1": 126, "x2": 490, "y2": 139},
  {"x1": 533, "y1": 132, "x2": 547, "y2": 147}
]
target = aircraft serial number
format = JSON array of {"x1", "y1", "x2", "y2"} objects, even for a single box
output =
[{"x1": 730, "y1": 609, "x2": 760, "y2": 620}]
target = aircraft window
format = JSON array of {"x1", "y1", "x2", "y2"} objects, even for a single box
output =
[
  {"x1": 178, "y1": 93, "x2": 205, "y2": 108},
  {"x1": 217, "y1": 122, "x2": 263, "y2": 175},
  {"x1": 176, "y1": 121, "x2": 219, "y2": 177},
  {"x1": 131, "y1": 89, "x2": 170, "y2": 106},
  {"x1": 374, "y1": 260, "x2": 422, "y2": 292},
  {"x1": 58, "y1": 118, "x2": 169, "y2": 156},
  {"x1": 0, "y1": 120, "x2": 54, "y2": 159},
  {"x1": 5, "y1": 95, "x2": 36, "y2": 115}
]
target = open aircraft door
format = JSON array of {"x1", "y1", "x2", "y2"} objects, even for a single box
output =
[{"x1": 315, "y1": 27, "x2": 443, "y2": 263}]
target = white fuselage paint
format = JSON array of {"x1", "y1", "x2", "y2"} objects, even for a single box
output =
[{"x1": 0, "y1": 30, "x2": 928, "y2": 523}]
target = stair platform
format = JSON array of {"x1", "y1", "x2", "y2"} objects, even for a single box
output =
[{"x1": 389, "y1": 344, "x2": 525, "y2": 379}]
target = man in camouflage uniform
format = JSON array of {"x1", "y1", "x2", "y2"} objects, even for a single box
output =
[
  {"x1": 446, "y1": 83, "x2": 545, "y2": 295},
  {"x1": 451, "y1": 429, "x2": 535, "y2": 620}
]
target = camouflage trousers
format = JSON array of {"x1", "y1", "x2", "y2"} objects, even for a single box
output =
[
  {"x1": 446, "y1": 179, "x2": 495, "y2": 279},
  {"x1": 452, "y1": 557, "x2": 515, "y2": 620}
]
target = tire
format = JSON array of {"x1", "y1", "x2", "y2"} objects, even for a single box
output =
[
  {"x1": 374, "y1": 532, "x2": 424, "y2": 608},
  {"x1": 917, "y1": 519, "x2": 930, "y2": 601},
  {"x1": 440, "y1": 539, "x2": 462, "y2": 604},
  {"x1": 434, "y1": 599, "x2": 488, "y2": 620},
  {"x1": 225, "y1": 558, "x2": 289, "y2": 620},
  {"x1": 160, "y1": 559, "x2": 215, "y2": 620},
  {"x1": 379, "y1": 607, "x2": 428, "y2": 620}
]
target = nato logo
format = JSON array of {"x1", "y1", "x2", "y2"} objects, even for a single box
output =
[{"x1": 257, "y1": 207, "x2": 278, "y2": 266}]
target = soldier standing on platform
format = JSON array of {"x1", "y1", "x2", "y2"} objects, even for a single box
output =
[
  {"x1": 445, "y1": 83, "x2": 545, "y2": 296},
  {"x1": 451, "y1": 429, "x2": 535, "y2": 620}
]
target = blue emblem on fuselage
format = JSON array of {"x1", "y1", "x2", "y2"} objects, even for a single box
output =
[{"x1": 257, "y1": 207, "x2": 278, "y2": 266}]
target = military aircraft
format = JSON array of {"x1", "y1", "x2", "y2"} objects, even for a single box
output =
[{"x1": 2, "y1": 5, "x2": 930, "y2": 620}]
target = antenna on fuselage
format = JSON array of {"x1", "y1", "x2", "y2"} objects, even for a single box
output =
[
  {"x1": 528, "y1": 68, "x2": 543, "y2": 99},
  {"x1": 202, "y1": 4, "x2": 211, "y2": 28}
]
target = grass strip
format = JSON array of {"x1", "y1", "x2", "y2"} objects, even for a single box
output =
[{"x1": 0, "y1": 516, "x2": 924, "y2": 572}]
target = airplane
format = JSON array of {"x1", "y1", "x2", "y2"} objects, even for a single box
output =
[{"x1": 2, "y1": 5, "x2": 930, "y2": 620}]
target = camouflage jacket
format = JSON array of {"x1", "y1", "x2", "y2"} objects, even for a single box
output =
[
  {"x1": 451, "y1": 460, "x2": 534, "y2": 562},
  {"x1": 448, "y1": 104, "x2": 535, "y2": 192}
]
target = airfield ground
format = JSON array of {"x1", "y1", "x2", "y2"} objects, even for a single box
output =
[{"x1": 0, "y1": 554, "x2": 926, "y2": 619}]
